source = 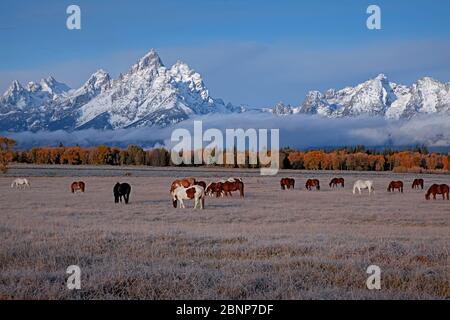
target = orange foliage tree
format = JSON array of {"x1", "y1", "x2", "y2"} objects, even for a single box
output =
[{"x1": 0, "y1": 137, "x2": 16, "y2": 173}]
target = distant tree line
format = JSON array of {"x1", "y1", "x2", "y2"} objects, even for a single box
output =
[{"x1": 2, "y1": 138, "x2": 449, "y2": 173}]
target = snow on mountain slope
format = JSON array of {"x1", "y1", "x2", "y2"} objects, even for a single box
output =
[
  {"x1": 2, "y1": 49, "x2": 450, "y2": 133},
  {"x1": 76, "y1": 50, "x2": 237, "y2": 129},
  {"x1": 0, "y1": 49, "x2": 239, "y2": 132},
  {"x1": 270, "y1": 74, "x2": 450, "y2": 119}
]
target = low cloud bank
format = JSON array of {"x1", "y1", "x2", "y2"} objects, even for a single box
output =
[{"x1": 3, "y1": 113, "x2": 450, "y2": 150}]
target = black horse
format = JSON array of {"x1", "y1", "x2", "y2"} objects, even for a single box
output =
[{"x1": 113, "y1": 182, "x2": 131, "y2": 204}]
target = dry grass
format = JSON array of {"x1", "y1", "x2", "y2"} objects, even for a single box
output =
[{"x1": 0, "y1": 166, "x2": 449, "y2": 299}]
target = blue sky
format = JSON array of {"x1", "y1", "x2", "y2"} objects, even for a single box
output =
[{"x1": 1, "y1": 0, "x2": 450, "y2": 107}]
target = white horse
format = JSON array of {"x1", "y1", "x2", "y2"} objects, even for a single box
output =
[
  {"x1": 11, "y1": 178, "x2": 31, "y2": 189},
  {"x1": 172, "y1": 185, "x2": 205, "y2": 209},
  {"x1": 353, "y1": 180, "x2": 374, "y2": 195}
]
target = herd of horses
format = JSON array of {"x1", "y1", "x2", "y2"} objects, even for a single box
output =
[
  {"x1": 280, "y1": 177, "x2": 449, "y2": 200},
  {"x1": 8, "y1": 175, "x2": 450, "y2": 209}
]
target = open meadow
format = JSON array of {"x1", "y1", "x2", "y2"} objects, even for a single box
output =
[{"x1": 0, "y1": 165, "x2": 449, "y2": 299}]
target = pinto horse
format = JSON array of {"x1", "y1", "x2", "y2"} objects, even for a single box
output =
[
  {"x1": 425, "y1": 184, "x2": 449, "y2": 200},
  {"x1": 305, "y1": 179, "x2": 320, "y2": 191},
  {"x1": 387, "y1": 181, "x2": 403, "y2": 193},
  {"x1": 71, "y1": 181, "x2": 85, "y2": 193},
  {"x1": 170, "y1": 178, "x2": 196, "y2": 193},
  {"x1": 172, "y1": 185, "x2": 205, "y2": 209},
  {"x1": 280, "y1": 178, "x2": 295, "y2": 190},
  {"x1": 412, "y1": 179, "x2": 424, "y2": 190},
  {"x1": 329, "y1": 178, "x2": 344, "y2": 188},
  {"x1": 113, "y1": 182, "x2": 131, "y2": 204}
]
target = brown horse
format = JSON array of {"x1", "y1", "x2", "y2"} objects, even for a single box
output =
[
  {"x1": 71, "y1": 181, "x2": 85, "y2": 193},
  {"x1": 194, "y1": 180, "x2": 207, "y2": 189},
  {"x1": 221, "y1": 180, "x2": 245, "y2": 197},
  {"x1": 387, "y1": 181, "x2": 404, "y2": 193},
  {"x1": 280, "y1": 178, "x2": 295, "y2": 190},
  {"x1": 206, "y1": 182, "x2": 219, "y2": 197},
  {"x1": 329, "y1": 178, "x2": 344, "y2": 188},
  {"x1": 170, "y1": 178, "x2": 196, "y2": 193},
  {"x1": 305, "y1": 179, "x2": 320, "y2": 191},
  {"x1": 425, "y1": 184, "x2": 449, "y2": 200},
  {"x1": 412, "y1": 179, "x2": 424, "y2": 190}
]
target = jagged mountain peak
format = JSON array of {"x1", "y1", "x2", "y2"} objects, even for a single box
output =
[
  {"x1": 130, "y1": 49, "x2": 164, "y2": 73},
  {"x1": 83, "y1": 69, "x2": 111, "y2": 90},
  {"x1": 6, "y1": 80, "x2": 24, "y2": 94},
  {"x1": 38, "y1": 76, "x2": 70, "y2": 94}
]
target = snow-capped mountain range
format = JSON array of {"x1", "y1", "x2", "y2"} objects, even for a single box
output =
[
  {"x1": 1, "y1": 49, "x2": 450, "y2": 132},
  {"x1": 265, "y1": 74, "x2": 450, "y2": 119},
  {"x1": 0, "y1": 50, "x2": 240, "y2": 132}
]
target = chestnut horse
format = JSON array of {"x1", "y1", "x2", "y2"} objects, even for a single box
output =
[
  {"x1": 205, "y1": 182, "x2": 222, "y2": 197},
  {"x1": 221, "y1": 180, "x2": 245, "y2": 197},
  {"x1": 280, "y1": 178, "x2": 295, "y2": 190},
  {"x1": 170, "y1": 178, "x2": 196, "y2": 193},
  {"x1": 412, "y1": 179, "x2": 424, "y2": 190},
  {"x1": 329, "y1": 178, "x2": 344, "y2": 188},
  {"x1": 71, "y1": 181, "x2": 85, "y2": 193},
  {"x1": 305, "y1": 179, "x2": 320, "y2": 191},
  {"x1": 387, "y1": 181, "x2": 403, "y2": 193},
  {"x1": 425, "y1": 184, "x2": 449, "y2": 200}
]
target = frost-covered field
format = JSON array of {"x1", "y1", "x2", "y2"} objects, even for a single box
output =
[{"x1": 0, "y1": 165, "x2": 449, "y2": 299}]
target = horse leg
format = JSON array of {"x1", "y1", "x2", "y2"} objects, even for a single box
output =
[{"x1": 201, "y1": 196, "x2": 205, "y2": 209}]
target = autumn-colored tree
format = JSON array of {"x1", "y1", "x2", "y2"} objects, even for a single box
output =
[
  {"x1": 61, "y1": 147, "x2": 83, "y2": 165},
  {"x1": 91, "y1": 145, "x2": 113, "y2": 165},
  {"x1": 303, "y1": 151, "x2": 324, "y2": 170},
  {"x1": 0, "y1": 137, "x2": 16, "y2": 173}
]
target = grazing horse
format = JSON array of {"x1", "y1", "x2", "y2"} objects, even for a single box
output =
[
  {"x1": 172, "y1": 185, "x2": 205, "y2": 209},
  {"x1": 71, "y1": 181, "x2": 85, "y2": 193},
  {"x1": 305, "y1": 179, "x2": 320, "y2": 191},
  {"x1": 387, "y1": 181, "x2": 403, "y2": 193},
  {"x1": 425, "y1": 184, "x2": 449, "y2": 200},
  {"x1": 170, "y1": 178, "x2": 196, "y2": 193},
  {"x1": 194, "y1": 181, "x2": 207, "y2": 189},
  {"x1": 280, "y1": 178, "x2": 295, "y2": 190},
  {"x1": 221, "y1": 180, "x2": 245, "y2": 197},
  {"x1": 353, "y1": 180, "x2": 374, "y2": 195},
  {"x1": 329, "y1": 178, "x2": 345, "y2": 188},
  {"x1": 113, "y1": 182, "x2": 131, "y2": 204},
  {"x1": 206, "y1": 182, "x2": 219, "y2": 197},
  {"x1": 11, "y1": 178, "x2": 30, "y2": 189},
  {"x1": 412, "y1": 179, "x2": 424, "y2": 190}
]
